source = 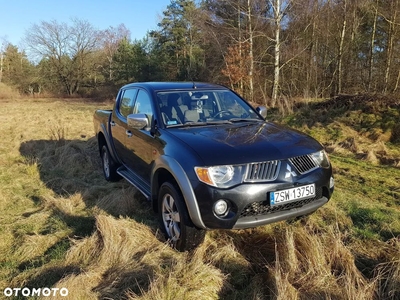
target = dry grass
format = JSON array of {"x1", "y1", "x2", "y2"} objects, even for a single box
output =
[
  {"x1": 280, "y1": 94, "x2": 400, "y2": 168},
  {"x1": 0, "y1": 82, "x2": 20, "y2": 99},
  {"x1": 0, "y1": 96, "x2": 399, "y2": 299}
]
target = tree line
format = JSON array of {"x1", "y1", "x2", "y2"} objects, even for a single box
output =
[{"x1": 1, "y1": 0, "x2": 400, "y2": 107}]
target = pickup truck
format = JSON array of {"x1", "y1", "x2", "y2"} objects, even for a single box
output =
[{"x1": 93, "y1": 82, "x2": 334, "y2": 251}]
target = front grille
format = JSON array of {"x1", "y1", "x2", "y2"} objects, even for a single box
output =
[
  {"x1": 245, "y1": 160, "x2": 280, "y2": 182},
  {"x1": 289, "y1": 154, "x2": 318, "y2": 174},
  {"x1": 239, "y1": 187, "x2": 323, "y2": 218}
]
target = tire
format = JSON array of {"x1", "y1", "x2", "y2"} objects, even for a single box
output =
[
  {"x1": 100, "y1": 144, "x2": 120, "y2": 182},
  {"x1": 158, "y1": 182, "x2": 205, "y2": 251}
]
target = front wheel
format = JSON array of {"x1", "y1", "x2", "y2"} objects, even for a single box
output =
[
  {"x1": 100, "y1": 144, "x2": 120, "y2": 182},
  {"x1": 158, "y1": 182, "x2": 205, "y2": 251}
]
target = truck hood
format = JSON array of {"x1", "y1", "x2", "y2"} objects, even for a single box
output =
[{"x1": 168, "y1": 121, "x2": 323, "y2": 165}]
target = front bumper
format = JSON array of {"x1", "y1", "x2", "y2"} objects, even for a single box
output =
[
  {"x1": 233, "y1": 197, "x2": 328, "y2": 229},
  {"x1": 191, "y1": 168, "x2": 334, "y2": 229}
]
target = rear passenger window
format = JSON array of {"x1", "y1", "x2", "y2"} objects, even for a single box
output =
[{"x1": 119, "y1": 89, "x2": 137, "y2": 118}]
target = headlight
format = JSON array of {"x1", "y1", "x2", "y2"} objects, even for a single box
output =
[
  {"x1": 195, "y1": 165, "x2": 245, "y2": 188},
  {"x1": 311, "y1": 150, "x2": 330, "y2": 168}
]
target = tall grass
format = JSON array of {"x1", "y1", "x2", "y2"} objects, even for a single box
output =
[{"x1": 0, "y1": 97, "x2": 399, "y2": 299}]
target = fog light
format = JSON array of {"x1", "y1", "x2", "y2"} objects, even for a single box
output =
[
  {"x1": 213, "y1": 199, "x2": 228, "y2": 216},
  {"x1": 330, "y1": 176, "x2": 334, "y2": 189}
]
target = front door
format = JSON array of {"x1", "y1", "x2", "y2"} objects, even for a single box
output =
[{"x1": 124, "y1": 89, "x2": 156, "y2": 183}]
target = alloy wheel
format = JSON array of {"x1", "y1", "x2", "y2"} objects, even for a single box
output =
[
  {"x1": 102, "y1": 147, "x2": 110, "y2": 178},
  {"x1": 161, "y1": 193, "x2": 181, "y2": 242}
]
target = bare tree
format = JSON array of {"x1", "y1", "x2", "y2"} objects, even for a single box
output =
[
  {"x1": 24, "y1": 18, "x2": 99, "y2": 95},
  {"x1": 99, "y1": 24, "x2": 130, "y2": 81},
  {"x1": 269, "y1": 0, "x2": 291, "y2": 107},
  {"x1": 382, "y1": 0, "x2": 400, "y2": 94}
]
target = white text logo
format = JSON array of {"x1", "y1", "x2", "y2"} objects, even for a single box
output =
[{"x1": 3, "y1": 287, "x2": 68, "y2": 297}]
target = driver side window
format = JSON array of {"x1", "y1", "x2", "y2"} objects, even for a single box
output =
[{"x1": 220, "y1": 94, "x2": 247, "y2": 117}]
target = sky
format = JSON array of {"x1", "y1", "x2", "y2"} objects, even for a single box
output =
[{"x1": 0, "y1": 0, "x2": 171, "y2": 49}]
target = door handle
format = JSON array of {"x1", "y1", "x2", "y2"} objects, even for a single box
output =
[{"x1": 126, "y1": 130, "x2": 132, "y2": 138}]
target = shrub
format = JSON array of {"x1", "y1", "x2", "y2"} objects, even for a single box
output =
[{"x1": 390, "y1": 123, "x2": 400, "y2": 144}]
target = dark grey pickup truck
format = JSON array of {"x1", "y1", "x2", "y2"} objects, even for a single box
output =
[{"x1": 93, "y1": 82, "x2": 334, "y2": 251}]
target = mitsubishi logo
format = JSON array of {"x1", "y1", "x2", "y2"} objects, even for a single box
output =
[{"x1": 285, "y1": 164, "x2": 297, "y2": 179}]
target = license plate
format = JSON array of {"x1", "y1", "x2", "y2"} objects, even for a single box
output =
[{"x1": 270, "y1": 184, "x2": 315, "y2": 206}]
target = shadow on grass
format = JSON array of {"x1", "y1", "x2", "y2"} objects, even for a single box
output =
[
  {"x1": 22, "y1": 265, "x2": 81, "y2": 290},
  {"x1": 219, "y1": 230, "x2": 276, "y2": 299},
  {"x1": 17, "y1": 238, "x2": 72, "y2": 272},
  {"x1": 19, "y1": 137, "x2": 152, "y2": 221},
  {"x1": 18, "y1": 137, "x2": 156, "y2": 292},
  {"x1": 92, "y1": 250, "x2": 155, "y2": 299}
]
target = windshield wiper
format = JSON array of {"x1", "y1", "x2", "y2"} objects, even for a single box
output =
[
  {"x1": 167, "y1": 119, "x2": 260, "y2": 128},
  {"x1": 185, "y1": 121, "x2": 231, "y2": 126},
  {"x1": 167, "y1": 120, "x2": 231, "y2": 128},
  {"x1": 228, "y1": 118, "x2": 262, "y2": 123}
]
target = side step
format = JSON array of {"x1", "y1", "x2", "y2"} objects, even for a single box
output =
[{"x1": 117, "y1": 166, "x2": 151, "y2": 200}]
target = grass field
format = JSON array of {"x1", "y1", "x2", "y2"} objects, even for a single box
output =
[{"x1": 0, "y1": 96, "x2": 399, "y2": 299}]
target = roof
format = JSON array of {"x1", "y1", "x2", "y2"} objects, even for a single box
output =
[{"x1": 120, "y1": 81, "x2": 226, "y2": 91}]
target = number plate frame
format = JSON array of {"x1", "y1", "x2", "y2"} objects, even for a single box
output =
[{"x1": 270, "y1": 184, "x2": 316, "y2": 206}]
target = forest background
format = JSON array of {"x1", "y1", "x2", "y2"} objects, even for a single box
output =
[{"x1": 2, "y1": 0, "x2": 400, "y2": 108}]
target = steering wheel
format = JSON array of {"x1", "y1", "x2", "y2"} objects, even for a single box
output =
[{"x1": 212, "y1": 110, "x2": 234, "y2": 118}]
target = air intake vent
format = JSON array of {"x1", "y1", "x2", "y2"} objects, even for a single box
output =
[
  {"x1": 245, "y1": 160, "x2": 280, "y2": 182},
  {"x1": 239, "y1": 187, "x2": 323, "y2": 218},
  {"x1": 289, "y1": 155, "x2": 318, "y2": 174}
]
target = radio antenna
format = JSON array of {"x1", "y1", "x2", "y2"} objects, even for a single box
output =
[{"x1": 188, "y1": 66, "x2": 196, "y2": 89}]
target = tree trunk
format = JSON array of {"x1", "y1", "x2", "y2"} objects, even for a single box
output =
[
  {"x1": 247, "y1": 0, "x2": 254, "y2": 102},
  {"x1": 271, "y1": 0, "x2": 282, "y2": 107},
  {"x1": 238, "y1": 3, "x2": 243, "y2": 94},
  {"x1": 383, "y1": 0, "x2": 398, "y2": 94},
  {"x1": 337, "y1": 0, "x2": 347, "y2": 95},
  {"x1": 368, "y1": 0, "x2": 378, "y2": 92}
]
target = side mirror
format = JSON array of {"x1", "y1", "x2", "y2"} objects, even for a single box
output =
[
  {"x1": 127, "y1": 114, "x2": 149, "y2": 130},
  {"x1": 256, "y1": 106, "x2": 267, "y2": 119}
]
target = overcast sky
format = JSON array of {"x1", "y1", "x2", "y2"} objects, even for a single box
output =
[{"x1": 0, "y1": 0, "x2": 171, "y2": 48}]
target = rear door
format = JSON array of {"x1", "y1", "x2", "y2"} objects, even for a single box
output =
[{"x1": 111, "y1": 88, "x2": 138, "y2": 163}]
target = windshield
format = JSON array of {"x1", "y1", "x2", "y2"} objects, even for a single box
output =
[{"x1": 157, "y1": 89, "x2": 261, "y2": 127}]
